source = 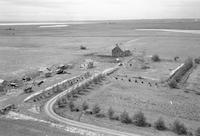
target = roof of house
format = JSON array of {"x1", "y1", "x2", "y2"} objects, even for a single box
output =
[{"x1": 112, "y1": 45, "x2": 123, "y2": 52}]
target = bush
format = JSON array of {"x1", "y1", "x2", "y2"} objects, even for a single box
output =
[
  {"x1": 174, "y1": 56, "x2": 180, "y2": 61},
  {"x1": 195, "y1": 127, "x2": 200, "y2": 136},
  {"x1": 154, "y1": 117, "x2": 166, "y2": 130},
  {"x1": 92, "y1": 104, "x2": 101, "y2": 114},
  {"x1": 69, "y1": 100, "x2": 75, "y2": 111},
  {"x1": 195, "y1": 57, "x2": 200, "y2": 64},
  {"x1": 168, "y1": 79, "x2": 177, "y2": 89},
  {"x1": 120, "y1": 111, "x2": 132, "y2": 124},
  {"x1": 188, "y1": 131, "x2": 193, "y2": 136},
  {"x1": 108, "y1": 107, "x2": 115, "y2": 119},
  {"x1": 151, "y1": 54, "x2": 160, "y2": 62},
  {"x1": 132, "y1": 111, "x2": 147, "y2": 127},
  {"x1": 82, "y1": 101, "x2": 89, "y2": 111},
  {"x1": 171, "y1": 120, "x2": 187, "y2": 135},
  {"x1": 80, "y1": 45, "x2": 87, "y2": 50}
]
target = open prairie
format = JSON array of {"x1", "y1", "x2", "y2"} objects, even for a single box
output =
[{"x1": 1, "y1": 19, "x2": 200, "y2": 80}]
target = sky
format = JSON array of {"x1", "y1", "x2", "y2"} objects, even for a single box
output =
[{"x1": 0, "y1": 0, "x2": 200, "y2": 21}]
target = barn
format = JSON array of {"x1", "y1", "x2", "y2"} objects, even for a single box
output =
[
  {"x1": 112, "y1": 45, "x2": 125, "y2": 57},
  {"x1": 112, "y1": 44, "x2": 132, "y2": 57}
]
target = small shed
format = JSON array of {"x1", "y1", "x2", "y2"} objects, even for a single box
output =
[
  {"x1": 56, "y1": 68, "x2": 65, "y2": 74},
  {"x1": 24, "y1": 86, "x2": 33, "y2": 93},
  {"x1": 0, "y1": 79, "x2": 8, "y2": 87},
  {"x1": 0, "y1": 79, "x2": 8, "y2": 92},
  {"x1": 58, "y1": 64, "x2": 68, "y2": 70},
  {"x1": 124, "y1": 50, "x2": 132, "y2": 56},
  {"x1": 43, "y1": 71, "x2": 51, "y2": 78}
]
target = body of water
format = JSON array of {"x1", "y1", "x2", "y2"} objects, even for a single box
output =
[
  {"x1": 137, "y1": 29, "x2": 200, "y2": 34},
  {"x1": 39, "y1": 25, "x2": 68, "y2": 28},
  {"x1": 0, "y1": 21, "x2": 99, "y2": 26}
]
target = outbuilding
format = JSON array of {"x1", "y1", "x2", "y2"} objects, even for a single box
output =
[{"x1": 0, "y1": 79, "x2": 8, "y2": 92}]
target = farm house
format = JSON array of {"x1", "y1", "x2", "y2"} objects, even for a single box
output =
[{"x1": 112, "y1": 44, "x2": 132, "y2": 57}]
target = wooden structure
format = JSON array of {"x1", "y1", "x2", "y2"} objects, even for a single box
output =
[{"x1": 112, "y1": 44, "x2": 132, "y2": 57}]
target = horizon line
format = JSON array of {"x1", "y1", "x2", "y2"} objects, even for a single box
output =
[{"x1": 1, "y1": 18, "x2": 200, "y2": 23}]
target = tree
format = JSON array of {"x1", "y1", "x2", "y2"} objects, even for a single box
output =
[
  {"x1": 82, "y1": 101, "x2": 89, "y2": 111},
  {"x1": 151, "y1": 54, "x2": 160, "y2": 62},
  {"x1": 171, "y1": 120, "x2": 187, "y2": 135},
  {"x1": 168, "y1": 79, "x2": 177, "y2": 89},
  {"x1": 132, "y1": 111, "x2": 147, "y2": 127},
  {"x1": 154, "y1": 117, "x2": 166, "y2": 130},
  {"x1": 69, "y1": 100, "x2": 75, "y2": 111},
  {"x1": 195, "y1": 127, "x2": 200, "y2": 136},
  {"x1": 108, "y1": 107, "x2": 115, "y2": 119},
  {"x1": 120, "y1": 110, "x2": 132, "y2": 124},
  {"x1": 92, "y1": 104, "x2": 101, "y2": 114}
]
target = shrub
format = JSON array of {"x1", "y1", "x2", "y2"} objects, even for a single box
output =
[
  {"x1": 151, "y1": 54, "x2": 160, "y2": 62},
  {"x1": 196, "y1": 92, "x2": 200, "y2": 96},
  {"x1": 168, "y1": 79, "x2": 177, "y2": 89},
  {"x1": 69, "y1": 100, "x2": 75, "y2": 111},
  {"x1": 82, "y1": 101, "x2": 89, "y2": 111},
  {"x1": 108, "y1": 107, "x2": 115, "y2": 119},
  {"x1": 132, "y1": 111, "x2": 147, "y2": 127},
  {"x1": 120, "y1": 111, "x2": 132, "y2": 124},
  {"x1": 195, "y1": 57, "x2": 200, "y2": 64},
  {"x1": 154, "y1": 117, "x2": 166, "y2": 130},
  {"x1": 187, "y1": 131, "x2": 193, "y2": 136},
  {"x1": 195, "y1": 127, "x2": 200, "y2": 136},
  {"x1": 80, "y1": 45, "x2": 87, "y2": 50},
  {"x1": 92, "y1": 104, "x2": 101, "y2": 114},
  {"x1": 174, "y1": 56, "x2": 180, "y2": 61},
  {"x1": 171, "y1": 120, "x2": 187, "y2": 135}
]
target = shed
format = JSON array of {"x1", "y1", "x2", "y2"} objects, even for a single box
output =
[
  {"x1": 0, "y1": 79, "x2": 8, "y2": 92},
  {"x1": 124, "y1": 50, "x2": 132, "y2": 56},
  {"x1": 0, "y1": 79, "x2": 8, "y2": 87},
  {"x1": 24, "y1": 86, "x2": 33, "y2": 93},
  {"x1": 44, "y1": 71, "x2": 52, "y2": 77}
]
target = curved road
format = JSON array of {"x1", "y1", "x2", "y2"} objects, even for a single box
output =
[{"x1": 44, "y1": 67, "x2": 141, "y2": 136}]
